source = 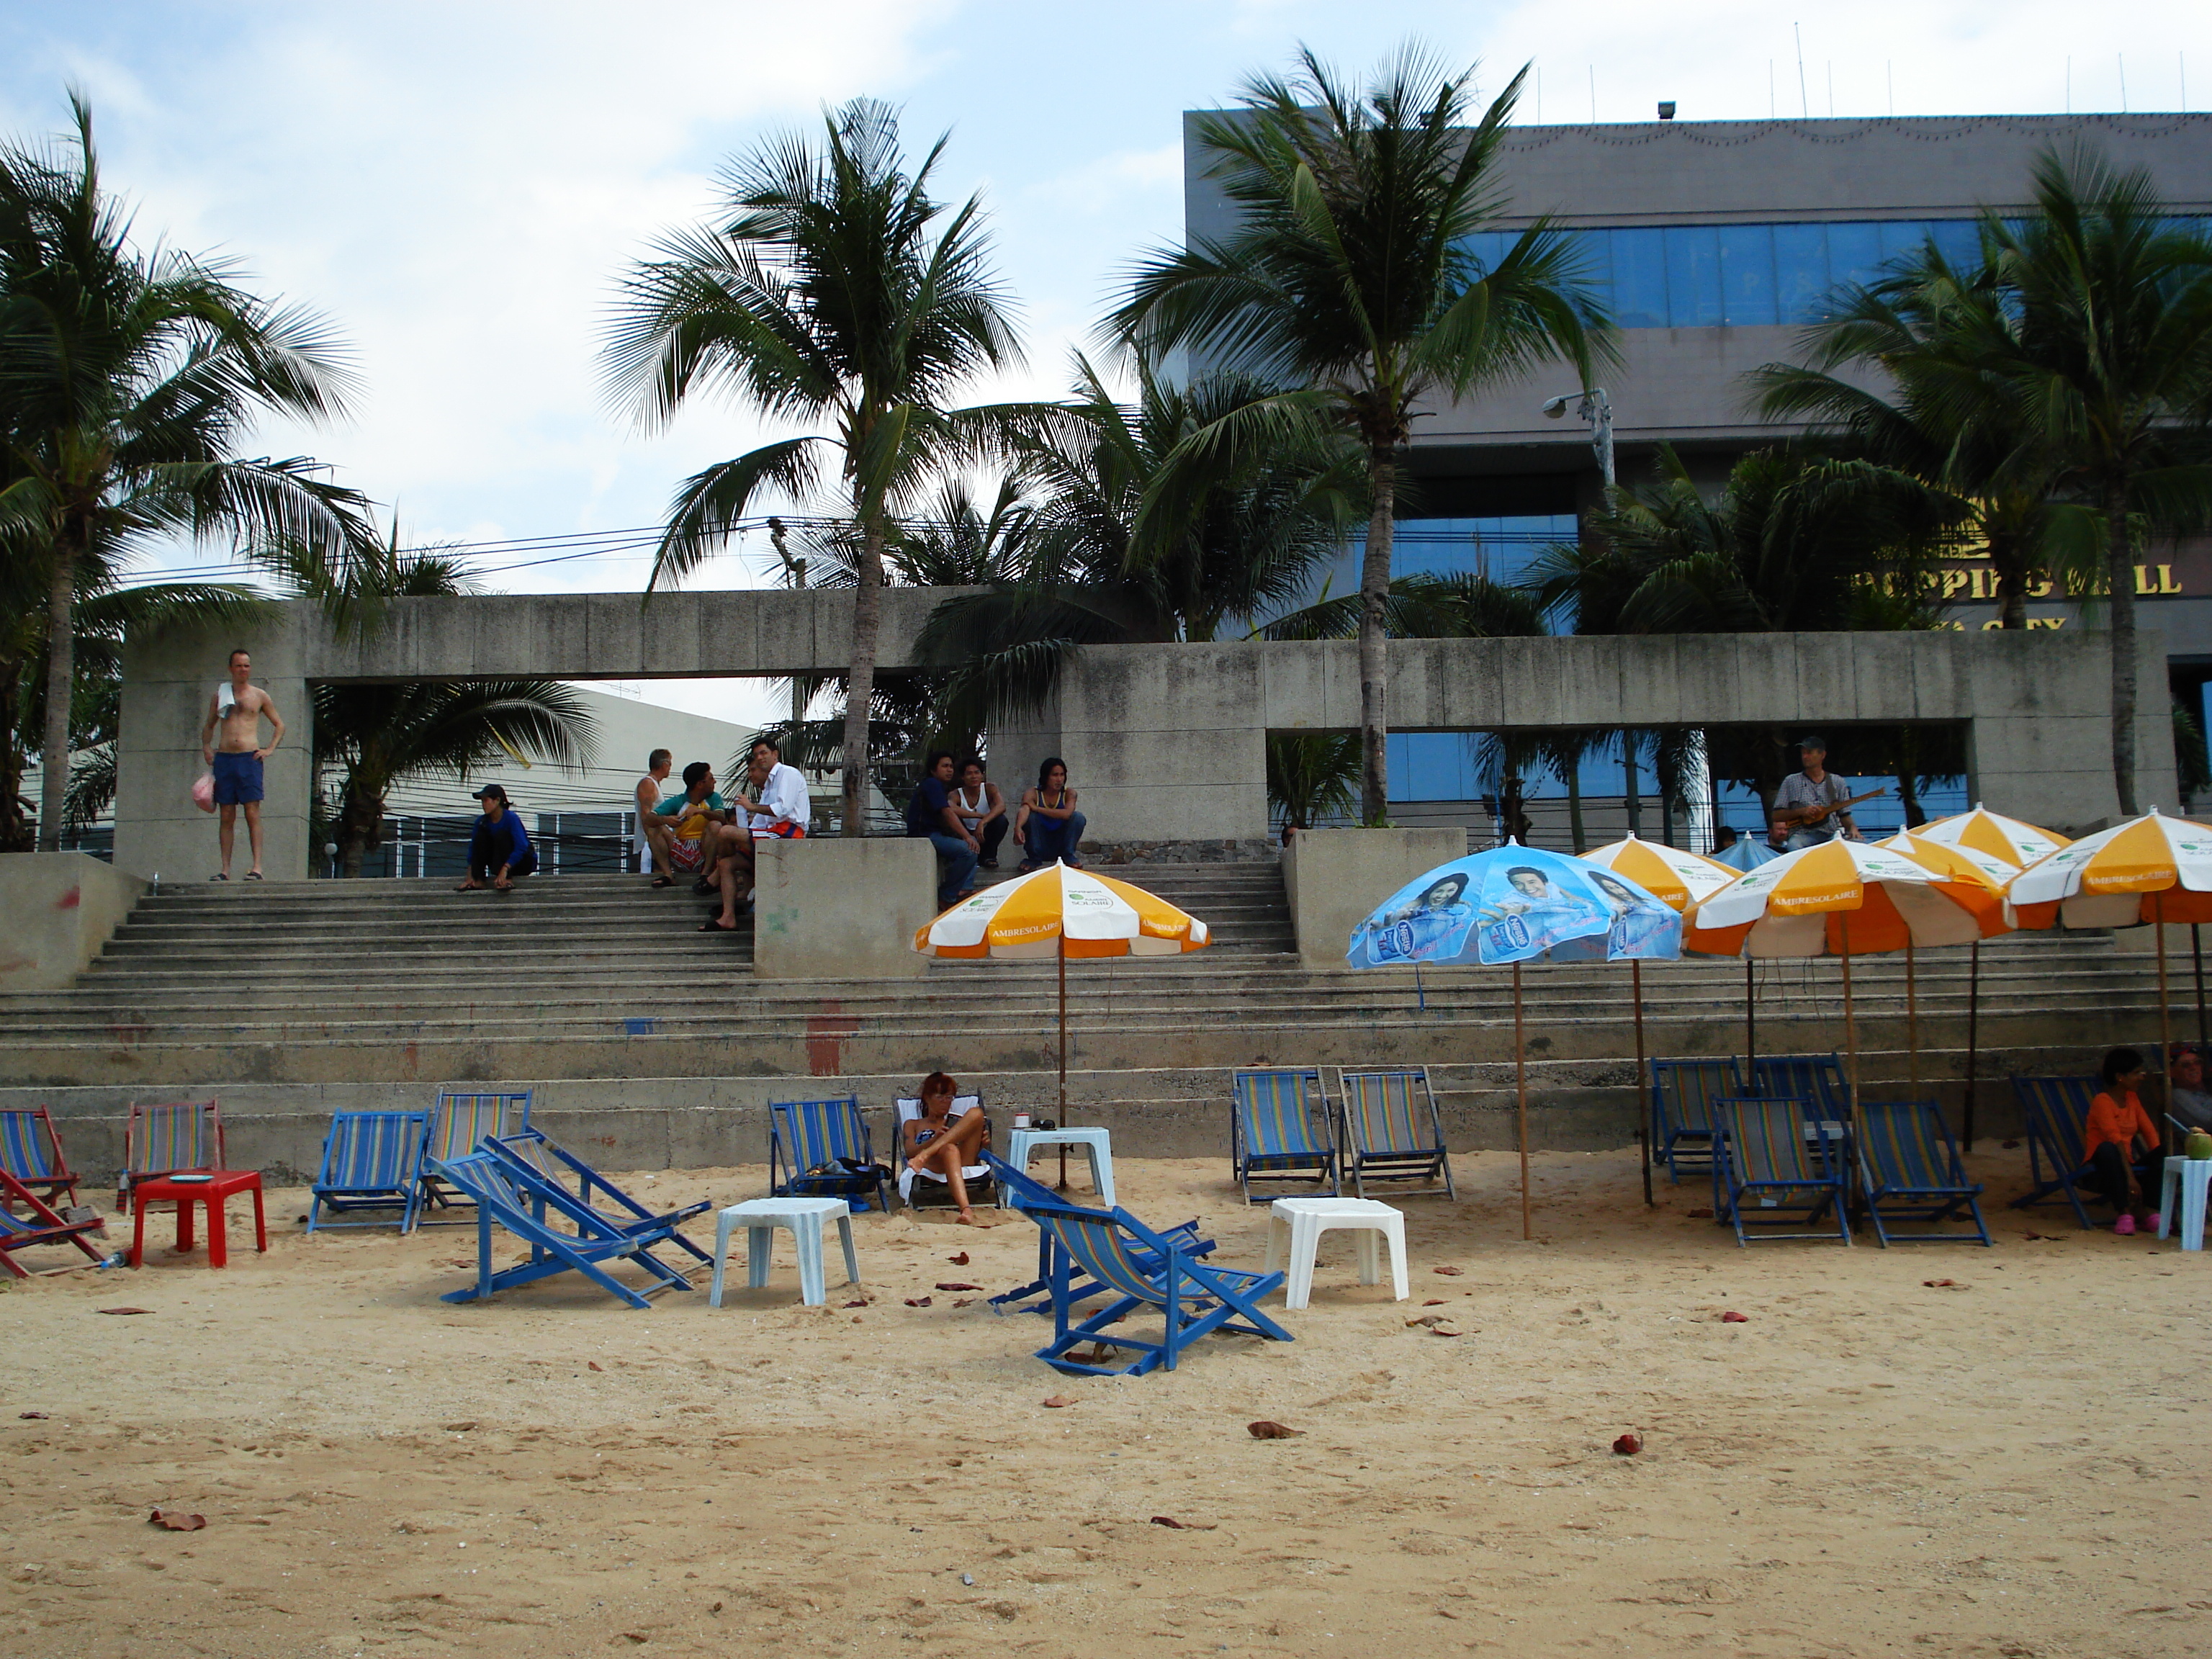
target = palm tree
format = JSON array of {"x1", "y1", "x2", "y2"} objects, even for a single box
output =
[
  {"x1": 603, "y1": 99, "x2": 1033, "y2": 837},
  {"x1": 1266, "y1": 731, "x2": 1360, "y2": 841},
  {"x1": 0, "y1": 94, "x2": 369, "y2": 850},
  {"x1": 1110, "y1": 45, "x2": 1611, "y2": 824}
]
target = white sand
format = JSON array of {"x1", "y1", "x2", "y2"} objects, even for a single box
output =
[{"x1": 2, "y1": 1149, "x2": 2207, "y2": 1657}]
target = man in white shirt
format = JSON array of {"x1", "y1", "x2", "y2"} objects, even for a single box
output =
[
  {"x1": 703, "y1": 735, "x2": 810, "y2": 919},
  {"x1": 1772, "y1": 735, "x2": 1862, "y2": 851}
]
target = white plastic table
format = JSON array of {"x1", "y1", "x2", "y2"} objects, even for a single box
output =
[
  {"x1": 2158, "y1": 1156, "x2": 2212, "y2": 1251},
  {"x1": 999, "y1": 1126, "x2": 1115, "y2": 1208},
  {"x1": 1264, "y1": 1197, "x2": 1408, "y2": 1310},
  {"x1": 709, "y1": 1197, "x2": 860, "y2": 1307}
]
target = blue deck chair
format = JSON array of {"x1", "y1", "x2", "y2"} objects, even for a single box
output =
[
  {"x1": 1856, "y1": 1100, "x2": 1991, "y2": 1246},
  {"x1": 1339, "y1": 1069, "x2": 1454, "y2": 1199},
  {"x1": 1022, "y1": 1200, "x2": 1292, "y2": 1377},
  {"x1": 1751, "y1": 1053, "x2": 1852, "y2": 1119},
  {"x1": 0, "y1": 1170, "x2": 107, "y2": 1277},
  {"x1": 1230, "y1": 1069, "x2": 1339, "y2": 1203},
  {"x1": 1649, "y1": 1058, "x2": 1744, "y2": 1184},
  {"x1": 2008, "y1": 1075, "x2": 2147, "y2": 1228},
  {"x1": 0, "y1": 1106, "x2": 80, "y2": 1212},
  {"x1": 1714, "y1": 1098, "x2": 1852, "y2": 1247},
  {"x1": 307, "y1": 1111, "x2": 431, "y2": 1234},
  {"x1": 768, "y1": 1097, "x2": 891, "y2": 1215},
  {"x1": 984, "y1": 1151, "x2": 1215, "y2": 1315},
  {"x1": 485, "y1": 1128, "x2": 714, "y2": 1267},
  {"x1": 429, "y1": 1151, "x2": 700, "y2": 1310},
  {"x1": 420, "y1": 1090, "x2": 533, "y2": 1220}
]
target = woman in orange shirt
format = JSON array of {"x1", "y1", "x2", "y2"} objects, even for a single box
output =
[{"x1": 2084, "y1": 1047, "x2": 2162, "y2": 1235}]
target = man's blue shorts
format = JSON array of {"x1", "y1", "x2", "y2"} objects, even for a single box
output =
[{"x1": 211, "y1": 750, "x2": 264, "y2": 806}]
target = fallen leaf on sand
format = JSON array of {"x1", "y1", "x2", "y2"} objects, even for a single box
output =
[
  {"x1": 2020, "y1": 1231, "x2": 2058, "y2": 1241},
  {"x1": 19, "y1": 1411, "x2": 49, "y2": 1420},
  {"x1": 1431, "y1": 1265, "x2": 1464, "y2": 1276},
  {"x1": 935, "y1": 1282, "x2": 981, "y2": 1292},
  {"x1": 1422, "y1": 1298, "x2": 1447, "y2": 1306},
  {"x1": 1150, "y1": 1516, "x2": 1218, "y2": 1530},
  {"x1": 588, "y1": 1361, "x2": 603, "y2": 1372},
  {"x1": 904, "y1": 1297, "x2": 933, "y2": 1308},
  {"x1": 1612, "y1": 1433, "x2": 1642, "y2": 1456},
  {"x1": 1923, "y1": 1279, "x2": 1964, "y2": 1290},
  {"x1": 1720, "y1": 1310, "x2": 1749, "y2": 1323},
  {"x1": 1247, "y1": 1421, "x2": 1303, "y2": 1439},
  {"x1": 842, "y1": 1299, "x2": 869, "y2": 1309},
  {"x1": 1041, "y1": 1395, "x2": 1075, "y2": 1409},
  {"x1": 98, "y1": 1307, "x2": 152, "y2": 1316},
  {"x1": 1429, "y1": 1325, "x2": 1463, "y2": 1338},
  {"x1": 443, "y1": 1421, "x2": 477, "y2": 1433},
  {"x1": 1406, "y1": 1314, "x2": 1447, "y2": 1328},
  {"x1": 948, "y1": 1251, "x2": 970, "y2": 1265},
  {"x1": 1686, "y1": 1208, "x2": 1715, "y2": 1219},
  {"x1": 149, "y1": 1509, "x2": 206, "y2": 1531},
  {"x1": 953, "y1": 1299, "x2": 974, "y2": 1308}
]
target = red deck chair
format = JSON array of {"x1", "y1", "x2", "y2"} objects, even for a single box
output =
[
  {"x1": 0, "y1": 1170, "x2": 107, "y2": 1277},
  {"x1": 0, "y1": 1106, "x2": 78, "y2": 1212}
]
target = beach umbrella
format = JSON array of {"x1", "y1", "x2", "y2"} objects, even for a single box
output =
[
  {"x1": 1581, "y1": 835, "x2": 1739, "y2": 1206},
  {"x1": 1876, "y1": 832, "x2": 2019, "y2": 1137},
  {"x1": 1712, "y1": 835, "x2": 1781, "y2": 872},
  {"x1": 1347, "y1": 842, "x2": 1681, "y2": 1238},
  {"x1": 1685, "y1": 840, "x2": 2008, "y2": 1118},
  {"x1": 914, "y1": 861, "x2": 1209, "y2": 1176}
]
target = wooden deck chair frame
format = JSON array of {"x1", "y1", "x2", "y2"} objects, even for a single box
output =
[
  {"x1": 118, "y1": 1098, "x2": 223, "y2": 1210},
  {"x1": 984, "y1": 1151, "x2": 1214, "y2": 1315},
  {"x1": 484, "y1": 1129, "x2": 714, "y2": 1266},
  {"x1": 768, "y1": 1097, "x2": 891, "y2": 1215},
  {"x1": 892, "y1": 1094, "x2": 993, "y2": 1210},
  {"x1": 429, "y1": 1151, "x2": 699, "y2": 1310},
  {"x1": 419, "y1": 1090, "x2": 534, "y2": 1222},
  {"x1": 1714, "y1": 1098, "x2": 1853, "y2": 1247},
  {"x1": 1025, "y1": 1200, "x2": 1292, "y2": 1377},
  {"x1": 1854, "y1": 1100, "x2": 1991, "y2": 1246},
  {"x1": 1337, "y1": 1068, "x2": 1454, "y2": 1199},
  {"x1": 0, "y1": 1169, "x2": 108, "y2": 1277},
  {"x1": 0, "y1": 1106, "x2": 80, "y2": 1212},
  {"x1": 307, "y1": 1110, "x2": 431, "y2": 1234},
  {"x1": 1649, "y1": 1058, "x2": 1744, "y2": 1184},
  {"x1": 2007, "y1": 1075, "x2": 2145, "y2": 1229},
  {"x1": 1229, "y1": 1069, "x2": 1339, "y2": 1204}
]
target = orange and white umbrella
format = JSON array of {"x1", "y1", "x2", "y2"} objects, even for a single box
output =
[
  {"x1": 1581, "y1": 833, "x2": 1738, "y2": 912},
  {"x1": 1916, "y1": 804, "x2": 2070, "y2": 871}
]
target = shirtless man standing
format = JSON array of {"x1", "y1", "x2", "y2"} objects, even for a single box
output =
[
  {"x1": 635, "y1": 748, "x2": 674, "y2": 884},
  {"x1": 199, "y1": 649, "x2": 284, "y2": 881}
]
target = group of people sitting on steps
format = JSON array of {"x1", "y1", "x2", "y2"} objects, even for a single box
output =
[
  {"x1": 906, "y1": 752, "x2": 1087, "y2": 910},
  {"x1": 631, "y1": 734, "x2": 811, "y2": 933}
]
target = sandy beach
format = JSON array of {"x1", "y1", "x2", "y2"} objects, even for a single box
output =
[{"x1": 3, "y1": 1148, "x2": 2207, "y2": 1658}]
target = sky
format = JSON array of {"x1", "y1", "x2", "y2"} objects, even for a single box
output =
[{"x1": 3, "y1": 0, "x2": 2208, "y2": 724}]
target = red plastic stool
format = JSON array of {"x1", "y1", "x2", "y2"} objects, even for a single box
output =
[{"x1": 130, "y1": 1171, "x2": 266, "y2": 1268}]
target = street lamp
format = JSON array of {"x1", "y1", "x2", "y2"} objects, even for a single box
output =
[{"x1": 1542, "y1": 387, "x2": 1614, "y2": 488}]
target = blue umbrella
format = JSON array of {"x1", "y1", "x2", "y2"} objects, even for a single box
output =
[
  {"x1": 1346, "y1": 843, "x2": 1681, "y2": 1236},
  {"x1": 1712, "y1": 835, "x2": 1780, "y2": 872}
]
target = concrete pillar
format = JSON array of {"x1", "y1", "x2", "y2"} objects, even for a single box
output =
[
  {"x1": 1284, "y1": 827, "x2": 1469, "y2": 966},
  {"x1": 1049, "y1": 644, "x2": 1269, "y2": 842},
  {"x1": 1964, "y1": 629, "x2": 2175, "y2": 837},
  {"x1": 751, "y1": 836, "x2": 939, "y2": 979},
  {"x1": 0, "y1": 853, "x2": 148, "y2": 992}
]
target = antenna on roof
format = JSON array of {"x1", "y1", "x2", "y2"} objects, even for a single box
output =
[{"x1": 1794, "y1": 22, "x2": 1809, "y2": 118}]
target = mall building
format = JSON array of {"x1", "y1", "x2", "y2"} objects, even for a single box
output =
[{"x1": 1183, "y1": 110, "x2": 2212, "y2": 840}]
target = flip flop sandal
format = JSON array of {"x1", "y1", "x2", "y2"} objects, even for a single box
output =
[
  {"x1": 651, "y1": 875, "x2": 674, "y2": 889},
  {"x1": 209, "y1": 873, "x2": 228, "y2": 881},
  {"x1": 691, "y1": 878, "x2": 717, "y2": 895},
  {"x1": 243, "y1": 871, "x2": 264, "y2": 881},
  {"x1": 698, "y1": 918, "x2": 740, "y2": 933}
]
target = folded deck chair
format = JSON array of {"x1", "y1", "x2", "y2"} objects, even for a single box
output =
[
  {"x1": 0, "y1": 1106, "x2": 80, "y2": 1212},
  {"x1": 0, "y1": 1170, "x2": 107, "y2": 1277},
  {"x1": 117, "y1": 1098, "x2": 223, "y2": 1210},
  {"x1": 1022, "y1": 1199, "x2": 1292, "y2": 1377},
  {"x1": 2008, "y1": 1074, "x2": 2144, "y2": 1228},
  {"x1": 1856, "y1": 1100, "x2": 1991, "y2": 1246},
  {"x1": 1339, "y1": 1068, "x2": 1454, "y2": 1198},
  {"x1": 307, "y1": 1111, "x2": 431, "y2": 1235},
  {"x1": 984, "y1": 1151, "x2": 1215, "y2": 1314},
  {"x1": 485, "y1": 1128, "x2": 713, "y2": 1267},
  {"x1": 1230, "y1": 1069, "x2": 1339, "y2": 1203},
  {"x1": 1649, "y1": 1058, "x2": 1744, "y2": 1184},
  {"x1": 419, "y1": 1090, "x2": 533, "y2": 1221},
  {"x1": 768, "y1": 1097, "x2": 891, "y2": 1215},
  {"x1": 429, "y1": 1150, "x2": 700, "y2": 1310},
  {"x1": 892, "y1": 1095, "x2": 993, "y2": 1209},
  {"x1": 1750, "y1": 1053, "x2": 1852, "y2": 1119},
  {"x1": 1714, "y1": 1097, "x2": 1852, "y2": 1247}
]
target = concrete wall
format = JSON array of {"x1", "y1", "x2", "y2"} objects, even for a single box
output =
[
  {"x1": 751, "y1": 837, "x2": 938, "y2": 979},
  {"x1": 0, "y1": 853, "x2": 148, "y2": 993},
  {"x1": 1284, "y1": 828, "x2": 1470, "y2": 967}
]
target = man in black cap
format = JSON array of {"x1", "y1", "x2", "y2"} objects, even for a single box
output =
[
  {"x1": 456, "y1": 784, "x2": 536, "y2": 891},
  {"x1": 1771, "y1": 735, "x2": 1861, "y2": 851}
]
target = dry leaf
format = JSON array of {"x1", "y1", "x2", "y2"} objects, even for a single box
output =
[
  {"x1": 1247, "y1": 1420, "x2": 1303, "y2": 1439},
  {"x1": 442, "y1": 1421, "x2": 477, "y2": 1434},
  {"x1": 1612, "y1": 1433, "x2": 1642, "y2": 1456},
  {"x1": 1041, "y1": 1395, "x2": 1075, "y2": 1409},
  {"x1": 953, "y1": 1299, "x2": 974, "y2": 1308},
  {"x1": 904, "y1": 1297, "x2": 933, "y2": 1308},
  {"x1": 588, "y1": 1361, "x2": 604, "y2": 1372},
  {"x1": 948, "y1": 1251, "x2": 970, "y2": 1265},
  {"x1": 1720, "y1": 1311, "x2": 1749, "y2": 1323},
  {"x1": 1922, "y1": 1278, "x2": 1962, "y2": 1289},
  {"x1": 1431, "y1": 1265, "x2": 1464, "y2": 1276},
  {"x1": 1422, "y1": 1298, "x2": 1447, "y2": 1306},
  {"x1": 19, "y1": 1411, "x2": 50, "y2": 1420},
  {"x1": 841, "y1": 1299, "x2": 869, "y2": 1309},
  {"x1": 1686, "y1": 1208, "x2": 1715, "y2": 1220},
  {"x1": 1429, "y1": 1325, "x2": 1463, "y2": 1338},
  {"x1": 1148, "y1": 1515, "x2": 1217, "y2": 1530},
  {"x1": 98, "y1": 1306, "x2": 153, "y2": 1316},
  {"x1": 1406, "y1": 1314, "x2": 1446, "y2": 1328},
  {"x1": 149, "y1": 1509, "x2": 206, "y2": 1532},
  {"x1": 934, "y1": 1282, "x2": 981, "y2": 1292}
]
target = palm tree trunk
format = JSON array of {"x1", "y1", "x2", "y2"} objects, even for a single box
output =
[
  {"x1": 840, "y1": 516, "x2": 886, "y2": 838},
  {"x1": 1989, "y1": 529, "x2": 2029, "y2": 630},
  {"x1": 1357, "y1": 449, "x2": 1396, "y2": 825},
  {"x1": 2107, "y1": 490, "x2": 2139, "y2": 816},
  {"x1": 0, "y1": 654, "x2": 30, "y2": 853},
  {"x1": 38, "y1": 549, "x2": 76, "y2": 853}
]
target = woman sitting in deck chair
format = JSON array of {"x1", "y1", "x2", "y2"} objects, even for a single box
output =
[{"x1": 902, "y1": 1072, "x2": 986, "y2": 1226}]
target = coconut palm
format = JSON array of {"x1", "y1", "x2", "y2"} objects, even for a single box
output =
[
  {"x1": 1110, "y1": 45, "x2": 1611, "y2": 823},
  {"x1": 0, "y1": 94, "x2": 370, "y2": 850},
  {"x1": 603, "y1": 98, "x2": 1037, "y2": 837},
  {"x1": 1267, "y1": 731, "x2": 1359, "y2": 840}
]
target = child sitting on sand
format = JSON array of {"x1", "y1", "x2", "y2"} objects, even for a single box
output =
[
  {"x1": 903, "y1": 1071, "x2": 987, "y2": 1226},
  {"x1": 2085, "y1": 1047, "x2": 2162, "y2": 1235}
]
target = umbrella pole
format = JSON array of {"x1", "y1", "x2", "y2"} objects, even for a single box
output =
[
  {"x1": 1515, "y1": 962, "x2": 1532, "y2": 1241},
  {"x1": 1057, "y1": 935, "x2": 1070, "y2": 1190},
  {"x1": 1745, "y1": 958, "x2": 1757, "y2": 1089},
  {"x1": 1840, "y1": 912, "x2": 1860, "y2": 1120},
  {"x1": 1634, "y1": 958, "x2": 1653, "y2": 1208},
  {"x1": 2195, "y1": 922, "x2": 2208, "y2": 1050},
  {"x1": 1964, "y1": 940, "x2": 1981, "y2": 1149},
  {"x1": 1905, "y1": 940, "x2": 1918, "y2": 1089},
  {"x1": 2156, "y1": 894, "x2": 2172, "y2": 1148}
]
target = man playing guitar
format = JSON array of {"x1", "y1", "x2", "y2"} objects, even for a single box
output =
[{"x1": 1771, "y1": 734, "x2": 1880, "y2": 850}]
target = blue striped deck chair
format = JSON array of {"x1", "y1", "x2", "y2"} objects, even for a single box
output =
[
  {"x1": 485, "y1": 1128, "x2": 714, "y2": 1267},
  {"x1": 984, "y1": 1151, "x2": 1215, "y2": 1315},
  {"x1": 768, "y1": 1097, "x2": 891, "y2": 1215},
  {"x1": 2008, "y1": 1075, "x2": 2144, "y2": 1228},
  {"x1": 0, "y1": 1106, "x2": 79, "y2": 1211},
  {"x1": 1714, "y1": 1098, "x2": 1852, "y2": 1247},
  {"x1": 307, "y1": 1111, "x2": 431, "y2": 1234},
  {"x1": 1751, "y1": 1053, "x2": 1852, "y2": 1119},
  {"x1": 0, "y1": 1170, "x2": 107, "y2": 1278},
  {"x1": 429, "y1": 1151, "x2": 700, "y2": 1310},
  {"x1": 1649, "y1": 1058, "x2": 1743, "y2": 1184},
  {"x1": 1023, "y1": 1200, "x2": 1292, "y2": 1377},
  {"x1": 1339, "y1": 1069, "x2": 1454, "y2": 1199},
  {"x1": 1856, "y1": 1100, "x2": 1991, "y2": 1246},
  {"x1": 1230, "y1": 1069, "x2": 1339, "y2": 1203},
  {"x1": 118, "y1": 1099, "x2": 223, "y2": 1210},
  {"x1": 420, "y1": 1090, "x2": 534, "y2": 1221}
]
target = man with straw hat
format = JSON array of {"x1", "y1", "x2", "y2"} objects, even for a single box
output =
[{"x1": 1773, "y1": 735, "x2": 1863, "y2": 851}]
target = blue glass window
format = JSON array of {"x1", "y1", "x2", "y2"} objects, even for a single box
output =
[
  {"x1": 1605, "y1": 228, "x2": 1670, "y2": 327},
  {"x1": 1772, "y1": 222, "x2": 1830, "y2": 321},
  {"x1": 1820, "y1": 222, "x2": 1884, "y2": 292},
  {"x1": 1663, "y1": 224, "x2": 1724, "y2": 327},
  {"x1": 1718, "y1": 224, "x2": 1779, "y2": 327},
  {"x1": 1927, "y1": 219, "x2": 1982, "y2": 269}
]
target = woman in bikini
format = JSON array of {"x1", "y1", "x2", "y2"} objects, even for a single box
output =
[{"x1": 902, "y1": 1071, "x2": 987, "y2": 1225}]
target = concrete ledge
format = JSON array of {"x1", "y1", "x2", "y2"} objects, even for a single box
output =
[
  {"x1": 0, "y1": 853, "x2": 148, "y2": 992},
  {"x1": 1284, "y1": 827, "x2": 1468, "y2": 966},
  {"x1": 751, "y1": 837, "x2": 936, "y2": 980}
]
